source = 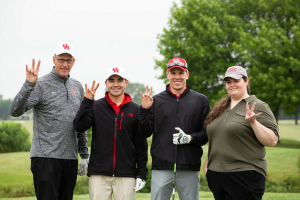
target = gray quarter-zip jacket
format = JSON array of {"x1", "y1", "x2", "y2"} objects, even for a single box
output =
[{"x1": 10, "y1": 67, "x2": 89, "y2": 159}]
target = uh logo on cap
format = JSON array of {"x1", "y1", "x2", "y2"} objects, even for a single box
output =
[
  {"x1": 112, "y1": 67, "x2": 119, "y2": 73},
  {"x1": 62, "y1": 44, "x2": 70, "y2": 50},
  {"x1": 227, "y1": 67, "x2": 237, "y2": 73}
]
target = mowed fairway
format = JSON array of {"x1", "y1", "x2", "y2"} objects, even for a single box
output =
[
  {"x1": 278, "y1": 120, "x2": 300, "y2": 141},
  {"x1": 0, "y1": 120, "x2": 299, "y2": 198},
  {"x1": 0, "y1": 152, "x2": 32, "y2": 186},
  {"x1": 1, "y1": 144, "x2": 298, "y2": 187}
]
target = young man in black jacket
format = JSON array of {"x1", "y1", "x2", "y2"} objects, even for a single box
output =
[
  {"x1": 73, "y1": 67, "x2": 148, "y2": 200},
  {"x1": 139, "y1": 58, "x2": 210, "y2": 200}
]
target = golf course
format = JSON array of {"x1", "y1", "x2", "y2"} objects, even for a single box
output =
[{"x1": 0, "y1": 120, "x2": 299, "y2": 199}]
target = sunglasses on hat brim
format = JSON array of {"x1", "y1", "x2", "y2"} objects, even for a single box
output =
[{"x1": 167, "y1": 61, "x2": 187, "y2": 68}]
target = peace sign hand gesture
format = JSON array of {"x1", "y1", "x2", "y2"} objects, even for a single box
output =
[
  {"x1": 26, "y1": 59, "x2": 41, "y2": 84},
  {"x1": 245, "y1": 102, "x2": 262, "y2": 124},
  {"x1": 140, "y1": 85, "x2": 153, "y2": 109},
  {"x1": 85, "y1": 80, "x2": 100, "y2": 100}
]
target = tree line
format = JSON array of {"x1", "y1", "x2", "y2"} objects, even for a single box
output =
[{"x1": 155, "y1": 0, "x2": 300, "y2": 124}]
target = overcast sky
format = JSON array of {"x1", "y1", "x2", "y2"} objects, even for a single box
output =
[{"x1": 0, "y1": 0, "x2": 181, "y2": 100}]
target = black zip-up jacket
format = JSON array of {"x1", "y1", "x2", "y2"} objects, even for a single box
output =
[
  {"x1": 73, "y1": 94, "x2": 148, "y2": 180},
  {"x1": 139, "y1": 85, "x2": 210, "y2": 171}
]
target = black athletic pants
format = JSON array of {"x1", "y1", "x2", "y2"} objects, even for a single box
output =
[
  {"x1": 30, "y1": 157, "x2": 78, "y2": 200},
  {"x1": 206, "y1": 169, "x2": 266, "y2": 200}
]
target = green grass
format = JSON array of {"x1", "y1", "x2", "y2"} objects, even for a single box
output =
[
  {"x1": 0, "y1": 119, "x2": 299, "y2": 197},
  {"x1": 1, "y1": 192, "x2": 300, "y2": 200},
  {"x1": 265, "y1": 147, "x2": 299, "y2": 179},
  {"x1": 278, "y1": 120, "x2": 300, "y2": 141},
  {"x1": 275, "y1": 138, "x2": 300, "y2": 149},
  {"x1": 0, "y1": 152, "x2": 32, "y2": 186},
  {"x1": 0, "y1": 120, "x2": 298, "y2": 181}
]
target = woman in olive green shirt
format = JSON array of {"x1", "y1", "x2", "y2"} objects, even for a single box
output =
[{"x1": 203, "y1": 66, "x2": 279, "y2": 200}]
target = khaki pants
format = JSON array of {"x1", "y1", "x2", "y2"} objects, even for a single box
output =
[{"x1": 89, "y1": 175, "x2": 136, "y2": 200}]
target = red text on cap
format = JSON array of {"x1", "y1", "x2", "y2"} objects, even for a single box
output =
[
  {"x1": 173, "y1": 59, "x2": 179, "y2": 64},
  {"x1": 63, "y1": 44, "x2": 70, "y2": 50},
  {"x1": 112, "y1": 67, "x2": 119, "y2": 73},
  {"x1": 227, "y1": 67, "x2": 237, "y2": 73}
]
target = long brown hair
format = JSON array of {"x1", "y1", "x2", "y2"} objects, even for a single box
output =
[{"x1": 204, "y1": 76, "x2": 250, "y2": 128}]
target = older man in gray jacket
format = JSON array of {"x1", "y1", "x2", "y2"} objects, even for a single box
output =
[{"x1": 10, "y1": 43, "x2": 89, "y2": 200}]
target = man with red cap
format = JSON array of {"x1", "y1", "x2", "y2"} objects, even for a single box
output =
[{"x1": 139, "y1": 58, "x2": 210, "y2": 200}]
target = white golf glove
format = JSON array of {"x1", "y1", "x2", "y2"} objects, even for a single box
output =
[
  {"x1": 78, "y1": 158, "x2": 89, "y2": 176},
  {"x1": 173, "y1": 127, "x2": 191, "y2": 145},
  {"x1": 134, "y1": 178, "x2": 146, "y2": 192}
]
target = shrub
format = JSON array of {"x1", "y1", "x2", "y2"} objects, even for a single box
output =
[
  {"x1": 74, "y1": 176, "x2": 89, "y2": 194},
  {"x1": 0, "y1": 122, "x2": 31, "y2": 153},
  {"x1": 265, "y1": 173, "x2": 300, "y2": 193},
  {"x1": 0, "y1": 184, "x2": 35, "y2": 198}
]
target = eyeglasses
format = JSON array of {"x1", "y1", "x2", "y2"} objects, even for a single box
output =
[
  {"x1": 167, "y1": 61, "x2": 187, "y2": 68},
  {"x1": 55, "y1": 56, "x2": 74, "y2": 64}
]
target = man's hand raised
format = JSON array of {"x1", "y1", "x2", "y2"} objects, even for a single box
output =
[
  {"x1": 85, "y1": 80, "x2": 100, "y2": 100},
  {"x1": 26, "y1": 59, "x2": 41, "y2": 84},
  {"x1": 140, "y1": 85, "x2": 153, "y2": 109}
]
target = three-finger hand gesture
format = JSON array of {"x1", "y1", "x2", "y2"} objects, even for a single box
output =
[
  {"x1": 85, "y1": 80, "x2": 100, "y2": 100},
  {"x1": 245, "y1": 102, "x2": 262, "y2": 124},
  {"x1": 26, "y1": 59, "x2": 41, "y2": 84},
  {"x1": 140, "y1": 85, "x2": 153, "y2": 109}
]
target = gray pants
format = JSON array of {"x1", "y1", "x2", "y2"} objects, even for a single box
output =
[{"x1": 151, "y1": 169, "x2": 200, "y2": 200}]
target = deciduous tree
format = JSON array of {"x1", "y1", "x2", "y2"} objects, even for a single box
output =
[{"x1": 156, "y1": 0, "x2": 300, "y2": 121}]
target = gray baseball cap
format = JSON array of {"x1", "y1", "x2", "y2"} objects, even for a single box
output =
[{"x1": 224, "y1": 66, "x2": 248, "y2": 80}]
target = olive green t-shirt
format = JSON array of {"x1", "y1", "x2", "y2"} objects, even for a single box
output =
[{"x1": 207, "y1": 95, "x2": 279, "y2": 177}]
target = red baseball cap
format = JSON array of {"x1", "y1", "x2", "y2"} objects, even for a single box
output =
[{"x1": 167, "y1": 58, "x2": 188, "y2": 71}]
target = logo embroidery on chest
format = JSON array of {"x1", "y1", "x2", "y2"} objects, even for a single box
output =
[
  {"x1": 128, "y1": 113, "x2": 134, "y2": 117},
  {"x1": 70, "y1": 89, "x2": 77, "y2": 96}
]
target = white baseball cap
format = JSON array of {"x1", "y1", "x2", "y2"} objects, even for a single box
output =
[
  {"x1": 54, "y1": 42, "x2": 75, "y2": 58},
  {"x1": 106, "y1": 67, "x2": 127, "y2": 80},
  {"x1": 224, "y1": 66, "x2": 248, "y2": 80}
]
